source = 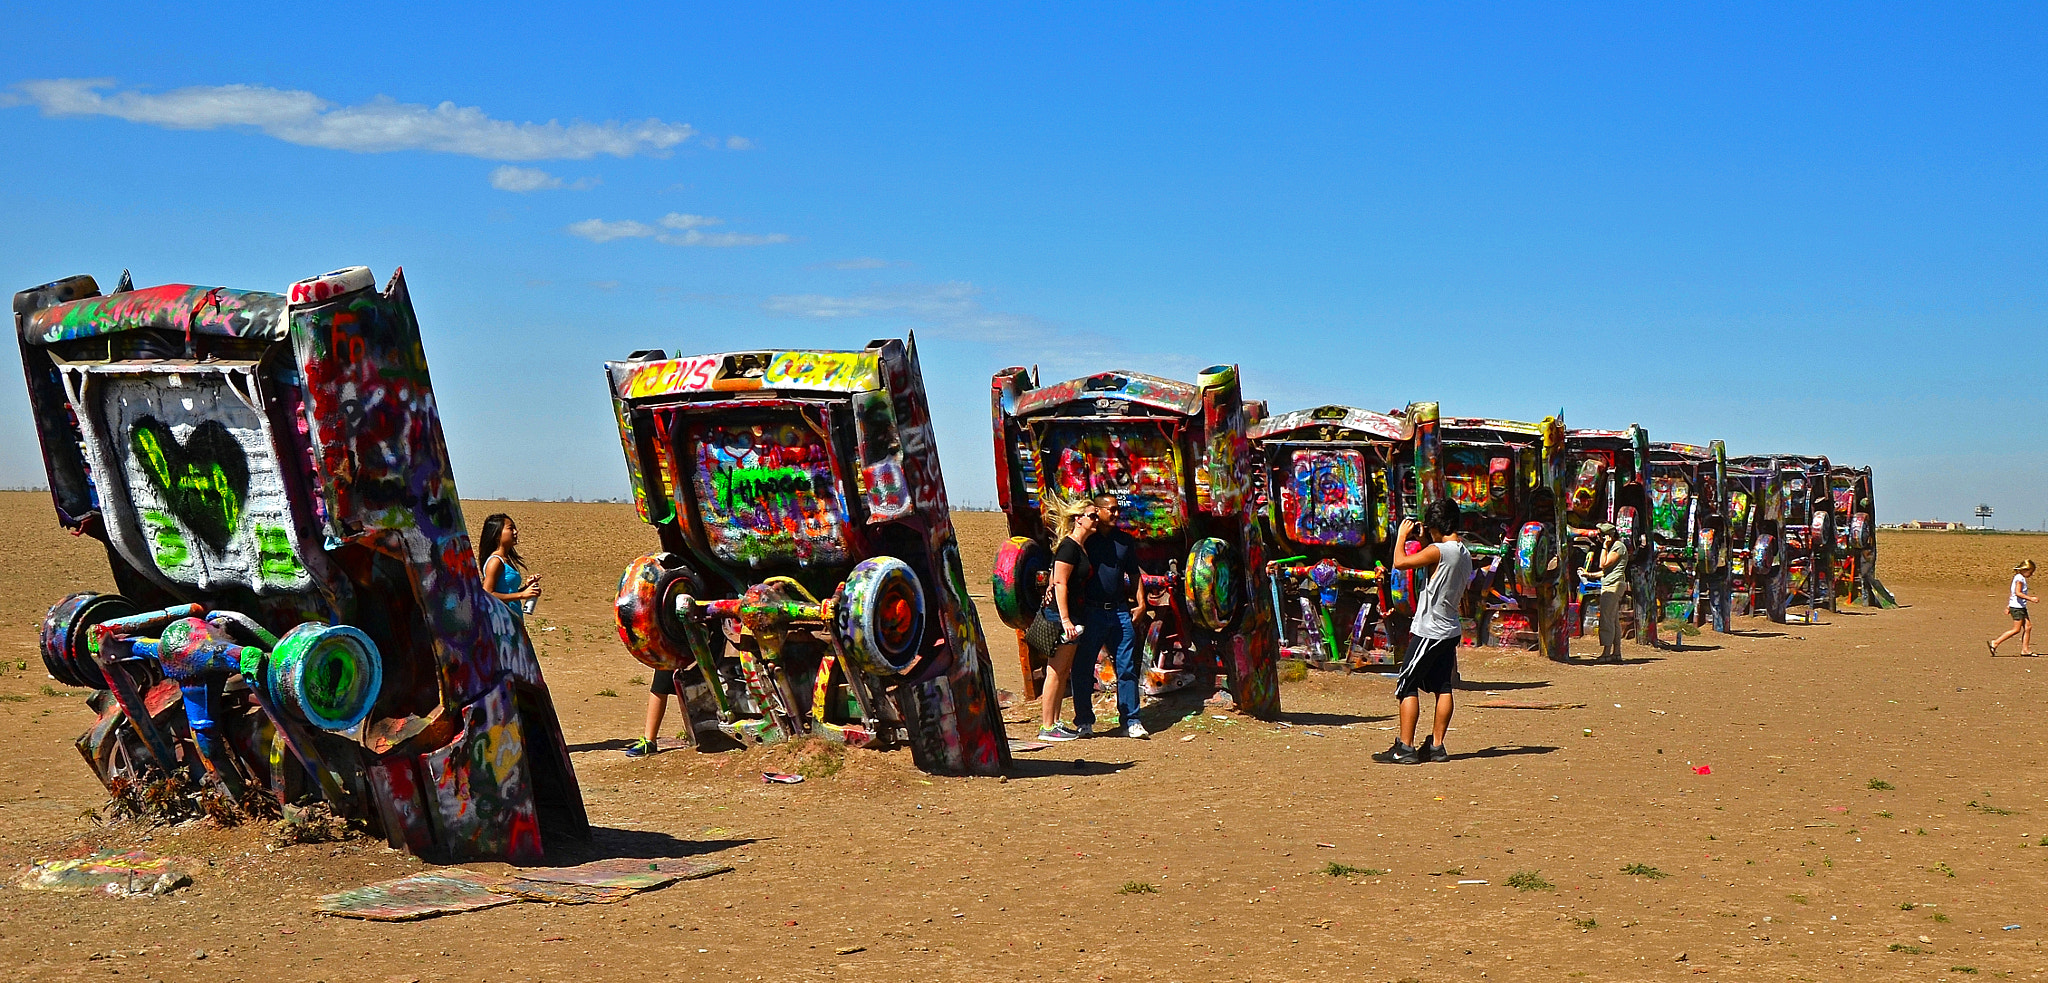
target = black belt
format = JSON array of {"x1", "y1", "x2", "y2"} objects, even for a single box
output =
[{"x1": 1090, "y1": 601, "x2": 1119, "y2": 610}]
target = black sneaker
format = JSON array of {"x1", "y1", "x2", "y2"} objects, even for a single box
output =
[
  {"x1": 1371, "y1": 740, "x2": 1422, "y2": 765},
  {"x1": 1418, "y1": 736, "x2": 1449, "y2": 763}
]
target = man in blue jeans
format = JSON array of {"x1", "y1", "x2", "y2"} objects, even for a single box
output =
[{"x1": 1071, "y1": 493, "x2": 1150, "y2": 738}]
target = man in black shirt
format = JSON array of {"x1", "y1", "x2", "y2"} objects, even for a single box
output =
[{"x1": 1071, "y1": 493, "x2": 1150, "y2": 738}]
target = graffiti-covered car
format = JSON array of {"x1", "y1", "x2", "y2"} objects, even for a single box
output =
[
  {"x1": 606, "y1": 340, "x2": 1009, "y2": 776},
  {"x1": 1730, "y1": 454, "x2": 1835, "y2": 623},
  {"x1": 1420, "y1": 412, "x2": 1571, "y2": 658},
  {"x1": 1247, "y1": 403, "x2": 1423, "y2": 668},
  {"x1": 1646, "y1": 441, "x2": 1731, "y2": 629},
  {"x1": 16, "y1": 267, "x2": 587, "y2": 863},
  {"x1": 1562, "y1": 426, "x2": 1656, "y2": 646},
  {"x1": 989, "y1": 366, "x2": 1280, "y2": 718},
  {"x1": 1826, "y1": 465, "x2": 1894, "y2": 608}
]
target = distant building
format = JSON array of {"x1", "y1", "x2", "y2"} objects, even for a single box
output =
[{"x1": 1894, "y1": 520, "x2": 1970, "y2": 530}]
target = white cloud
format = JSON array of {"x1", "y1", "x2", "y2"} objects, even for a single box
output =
[
  {"x1": 11, "y1": 78, "x2": 695, "y2": 160},
  {"x1": 763, "y1": 282, "x2": 1041, "y2": 342},
  {"x1": 567, "y1": 212, "x2": 788, "y2": 247},
  {"x1": 490, "y1": 165, "x2": 562, "y2": 192},
  {"x1": 724, "y1": 136, "x2": 755, "y2": 150},
  {"x1": 566, "y1": 218, "x2": 658, "y2": 242},
  {"x1": 814, "y1": 257, "x2": 894, "y2": 270},
  {"x1": 660, "y1": 213, "x2": 722, "y2": 230},
  {"x1": 489, "y1": 165, "x2": 599, "y2": 192},
  {"x1": 664, "y1": 229, "x2": 791, "y2": 247}
]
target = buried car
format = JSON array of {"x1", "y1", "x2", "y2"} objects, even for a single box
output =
[
  {"x1": 1421, "y1": 411, "x2": 1572, "y2": 658},
  {"x1": 1730, "y1": 453, "x2": 1837, "y2": 623},
  {"x1": 989, "y1": 365, "x2": 1281, "y2": 719},
  {"x1": 1562, "y1": 426, "x2": 1657, "y2": 647},
  {"x1": 1247, "y1": 402, "x2": 1425, "y2": 668},
  {"x1": 17, "y1": 266, "x2": 587, "y2": 863},
  {"x1": 606, "y1": 339, "x2": 1009, "y2": 776},
  {"x1": 1646, "y1": 441, "x2": 1732, "y2": 631}
]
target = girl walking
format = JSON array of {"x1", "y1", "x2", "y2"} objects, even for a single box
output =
[
  {"x1": 1991, "y1": 560, "x2": 2036, "y2": 656},
  {"x1": 1037, "y1": 500, "x2": 1098, "y2": 742}
]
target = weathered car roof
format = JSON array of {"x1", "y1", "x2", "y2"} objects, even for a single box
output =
[
  {"x1": 1651, "y1": 441, "x2": 1714, "y2": 460},
  {"x1": 1011, "y1": 369, "x2": 1203, "y2": 417},
  {"x1": 1566, "y1": 427, "x2": 1641, "y2": 441},
  {"x1": 608, "y1": 348, "x2": 885, "y2": 401},
  {"x1": 22, "y1": 283, "x2": 288, "y2": 345},
  {"x1": 1441, "y1": 416, "x2": 1557, "y2": 440},
  {"x1": 1249, "y1": 404, "x2": 1409, "y2": 441}
]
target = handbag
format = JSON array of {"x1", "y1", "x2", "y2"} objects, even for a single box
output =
[{"x1": 1024, "y1": 584, "x2": 1065, "y2": 656}]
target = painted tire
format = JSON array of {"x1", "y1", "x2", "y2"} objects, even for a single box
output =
[
  {"x1": 839, "y1": 557, "x2": 927, "y2": 675},
  {"x1": 1184, "y1": 537, "x2": 1242, "y2": 632},
  {"x1": 287, "y1": 266, "x2": 375, "y2": 305},
  {"x1": 1850, "y1": 512, "x2": 1871, "y2": 549},
  {"x1": 1515, "y1": 522, "x2": 1556, "y2": 588},
  {"x1": 267, "y1": 623, "x2": 382, "y2": 732},
  {"x1": 615, "y1": 553, "x2": 706, "y2": 670},
  {"x1": 991, "y1": 537, "x2": 1052, "y2": 630},
  {"x1": 40, "y1": 593, "x2": 135, "y2": 689},
  {"x1": 1753, "y1": 534, "x2": 1776, "y2": 569}
]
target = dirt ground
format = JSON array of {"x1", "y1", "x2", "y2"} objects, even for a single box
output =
[{"x1": 2, "y1": 491, "x2": 2046, "y2": 983}]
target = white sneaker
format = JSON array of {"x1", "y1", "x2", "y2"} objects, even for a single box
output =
[
  {"x1": 1125, "y1": 721, "x2": 1150, "y2": 740},
  {"x1": 1076, "y1": 722, "x2": 1095, "y2": 738}
]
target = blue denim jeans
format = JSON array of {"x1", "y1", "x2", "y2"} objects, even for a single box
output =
[{"x1": 1071, "y1": 607, "x2": 1139, "y2": 729}]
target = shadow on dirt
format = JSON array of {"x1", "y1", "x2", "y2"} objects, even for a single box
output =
[
  {"x1": 1451, "y1": 744, "x2": 1560, "y2": 761},
  {"x1": 1276, "y1": 710, "x2": 1395, "y2": 727},
  {"x1": 1003, "y1": 758, "x2": 1138, "y2": 780},
  {"x1": 1454, "y1": 679, "x2": 1551, "y2": 691},
  {"x1": 544, "y1": 827, "x2": 761, "y2": 864}
]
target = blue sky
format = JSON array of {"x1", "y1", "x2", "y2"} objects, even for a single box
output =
[{"x1": 1, "y1": 3, "x2": 2042, "y2": 527}]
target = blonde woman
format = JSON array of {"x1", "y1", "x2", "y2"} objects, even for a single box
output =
[
  {"x1": 1991, "y1": 560, "x2": 2037, "y2": 656},
  {"x1": 1038, "y1": 499, "x2": 1099, "y2": 742}
]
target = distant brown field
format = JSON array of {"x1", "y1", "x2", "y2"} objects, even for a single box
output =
[{"x1": 0, "y1": 492, "x2": 2042, "y2": 982}]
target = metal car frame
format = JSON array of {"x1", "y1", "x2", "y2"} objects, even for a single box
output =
[
  {"x1": 1826, "y1": 465, "x2": 1893, "y2": 608},
  {"x1": 1420, "y1": 411, "x2": 1571, "y2": 659},
  {"x1": 1729, "y1": 454, "x2": 1835, "y2": 623},
  {"x1": 1645, "y1": 441, "x2": 1731, "y2": 630},
  {"x1": 1562, "y1": 426, "x2": 1658, "y2": 647},
  {"x1": 1247, "y1": 403, "x2": 1422, "y2": 669},
  {"x1": 17, "y1": 266, "x2": 587, "y2": 863},
  {"x1": 606, "y1": 339, "x2": 1010, "y2": 776},
  {"x1": 1723, "y1": 460, "x2": 1769, "y2": 617},
  {"x1": 988, "y1": 365, "x2": 1281, "y2": 719}
]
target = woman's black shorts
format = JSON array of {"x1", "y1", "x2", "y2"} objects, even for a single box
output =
[{"x1": 2014, "y1": 607, "x2": 2031, "y2": 623}]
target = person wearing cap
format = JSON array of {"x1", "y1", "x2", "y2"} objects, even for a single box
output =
[{"x1": 1595, "y1": 523, "x2": 1628, "y2": 661}]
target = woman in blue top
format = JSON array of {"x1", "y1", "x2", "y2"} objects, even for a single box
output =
[{"x1": 480, "y1": 513, "x2": 542, "y2": 618}]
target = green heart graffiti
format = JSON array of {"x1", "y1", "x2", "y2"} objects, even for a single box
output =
[{"x1": 129, "y1": 416, "x2": 250, "y2": 553}]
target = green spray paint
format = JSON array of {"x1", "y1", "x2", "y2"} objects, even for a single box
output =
[
  {"x1": 258, "y1": 528, "x2": 305, "y2": 581},
  {"x1": 713, "y1": 465, "x2": 813, "y2": 511},
  {"x1": 256, "y1": 525, "x2": 306, "y2": 584},
  {"x1": 141, "y1": 510, "x2": 190, "y2": 568},
  {"x1": 129, "y1": 419, "x2": 247, "y2": 550}
]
